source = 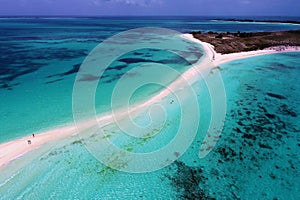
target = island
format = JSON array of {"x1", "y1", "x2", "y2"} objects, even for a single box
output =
[
  {"x1": 213, "y1": 19, "x2": 300, "y2": 25},
  {"x1": 191, "y1": 30, "x2": 300, "y2": 54}
]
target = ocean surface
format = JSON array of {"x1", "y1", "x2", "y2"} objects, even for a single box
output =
[{"x1": 0, "y1": 17, "x2": 299, "y2": 199}]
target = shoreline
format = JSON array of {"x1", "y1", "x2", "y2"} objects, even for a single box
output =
[
  {"x1": 181, "y1": 34, "x2": 300, "y2": 66},
  {"x1": 212, "y1": 19, "x2": 300, "y2": 26},
  {"x1": 1, "y1": 34, "x2": 300, "y2": 170},
  {"x1": 190, "y1": 30, "x2": 300, "y2": 54}
]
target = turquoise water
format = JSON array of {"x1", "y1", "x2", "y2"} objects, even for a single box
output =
[
  {"x1": 1, "y1": 17, "x2": 300, "y2": 143},
  {"x1": 1, "y1": 52, "x2": 299, "y2": 199},
  {"x1": 198, "y1": 53, "x2": 300, "y2": 199},
  {"x1": 0, "y1": 17, "x2": 300, "y2": 199}
]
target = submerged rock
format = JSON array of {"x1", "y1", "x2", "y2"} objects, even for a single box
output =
[{"x1": 266, "y1": 92, "x2": 287, "y2": 100}]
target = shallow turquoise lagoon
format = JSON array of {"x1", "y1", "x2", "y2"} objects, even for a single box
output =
[
  {"x1": 0, "y1": 17, "x2": 300, "y2": 199},
  {"x1": 1, "y1": 17, "x2": 300, "y2": 143},
  {"x1": 1, "y1": 52, "x2": 299, "y2": 199},
  {"x1": 0, "y1": 18, "x2": 206, "y2": 143}
]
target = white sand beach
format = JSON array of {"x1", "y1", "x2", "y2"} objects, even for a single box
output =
[
  {"x1": 1, "y1": 33, "x2": 300, "y2": 170},
  {"x1": 181, "y1": 34, "x2": 300, "y2": 67}
]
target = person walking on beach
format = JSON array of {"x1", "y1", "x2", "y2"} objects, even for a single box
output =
[{"x1": 32, "y1": 133, "x2": 35, "y2": 138}]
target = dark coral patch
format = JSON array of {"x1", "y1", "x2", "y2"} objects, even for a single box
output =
[
  {"x1": 118, "y1": 58, "x2": 154, "y2": 64},
  {"x1": 47, "y1": 63, "x2": 81, "y2": 80},
  {"x1": 266, "y1": 92, "x2": 287, "y2": 100},
  {"x1": 77, "y1": 74, "x2": 100, "y2": 82},
  {"x1": 165, "y1": 161, "x2": 213, "y2": 200}
]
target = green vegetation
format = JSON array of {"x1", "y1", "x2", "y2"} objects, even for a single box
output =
[{"x1": 191, "y1": 30, "x2": 300, "y2": 54}]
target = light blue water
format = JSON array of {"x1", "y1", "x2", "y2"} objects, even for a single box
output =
[
  {"x1": 0, "y1": 61, "x2": 213, "y2": 199},
  {"x1": 199, "y1": 53, "x2": 300, "y2": 199},
  {"x1": 0, "y1": 17, "x2": 300, "y2": 199},
  {"x1": 1, "y1": 52, "x2": 299, "y2": 199},
  {"x1": 1, "y1": 17, "x2": 299, "y2": 143}
]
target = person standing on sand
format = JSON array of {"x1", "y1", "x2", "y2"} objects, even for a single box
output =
[{"x1": 32, "y1": 133, "x2": 35, "y2": 138}]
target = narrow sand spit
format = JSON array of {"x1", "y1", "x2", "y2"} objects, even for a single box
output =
[{"x1": 1, "y1": 33, "x2": 300, "y2": 169}]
